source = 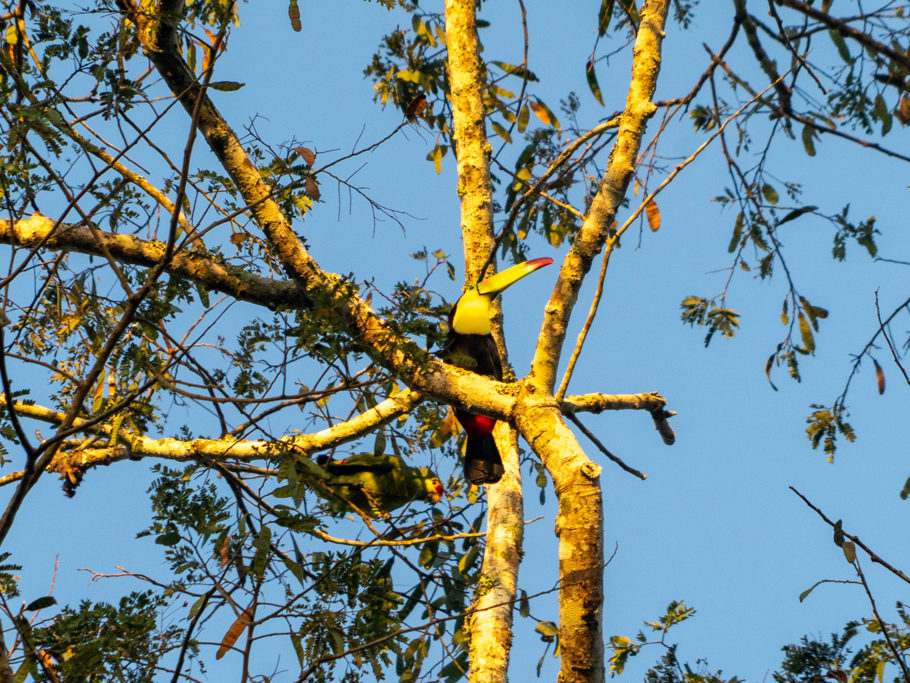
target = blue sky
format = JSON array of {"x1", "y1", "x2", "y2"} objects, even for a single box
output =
[{"x1": 6, "y1": 0, "x2": 910, "y2": 680}]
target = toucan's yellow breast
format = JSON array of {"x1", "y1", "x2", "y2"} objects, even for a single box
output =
[{"x1": 451, "y1": 291, "x2": 492, "y2": 335}]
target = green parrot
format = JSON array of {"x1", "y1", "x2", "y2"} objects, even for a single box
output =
[{"x1": 317, "y1": 453, "x2": 444, "y2": 518}]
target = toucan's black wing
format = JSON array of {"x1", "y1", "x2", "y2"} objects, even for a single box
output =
[{"x1": 441, "y1": 332, "x2": 502, "y2": 380}]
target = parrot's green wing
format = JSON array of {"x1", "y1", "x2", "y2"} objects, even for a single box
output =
[{"x1": 317, "y1": 454, "x2": 443, "y2": 518}]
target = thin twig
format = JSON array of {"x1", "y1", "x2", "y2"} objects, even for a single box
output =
[
  {"x1": 566, "y1": 413, "x2": 646, "y2": 480},
  {"x1": 874, "y1": 290, "x2": 910, "y2": 387},
  {"x1": 790, "y1": 486, "x2": 910, "y2": 586}
]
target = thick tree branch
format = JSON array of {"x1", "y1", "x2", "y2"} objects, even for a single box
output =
[
  {"x1": 562, "y1": 391, "x2": 676, "y2": 445},
  {"x1": 444, "y1": 2, "x2": 523, "y2": 680},
  {"x1": 0, "y1": 389, "x2": 424, "y2": 485},
  {"x1": 0, "y1": 216, "x2": 308, "y2": 307},
  {"x1": 530, "y1": 0, "x2": 670, "y2": 392},
  {"x1": 113, "y1": 0, "x2": 519, "y2": 422},
  {"x1": 513, "y1": 391, "x2": 605, "y2": 683}
]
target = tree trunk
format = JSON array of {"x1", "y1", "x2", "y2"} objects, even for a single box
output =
[{"x1": 444, "y1": 2, "x2": 524, "y2": 681}]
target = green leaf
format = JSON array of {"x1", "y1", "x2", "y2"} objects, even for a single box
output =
[
  {"x1": 586, "y1": 58, "x2": 604, "y2": 106},
  {"x1": 833, "y1": 519, "x2": 844, "y2": 547},
  {"x1": 761, "y1": 184, "x2": 779, "y2": 205},
  {"x1": 491, "y1": 120, "x2": 512, "y2": 143},
  {"x1": 598, "y1": 0, "x2": 616, "y2": 35},
  {"x1": 874, "y1": 93, "x2": 892, "y2": 135},
  {"x1": 208, "y1": 81, "x2": 246, "y2": 92},
  {"x1": 457, "y1": 546, "x2": 478, "y2": 575},
  {"x1": 801, "y1": 124, "x2": 817, "y2": 156},
  {"x1": 490, "y1": 61, "x2": 539, "y2": 82},
  {"x1": 778, "y1": 205, "x2": 816, "y2": 226},
  {"x1": 519, "y1": 589, "x2": 530, "y2": 617},
  {"x1": 25, "y1": 596, "x2": 56, "y2": 611},
  {"x1": 619, "y1": 0, "x2": 640, "y2": 25},
  {"x1": 155, "y1": 530, "x2": 181, "y2": 546},
  {"x1": 373, "y1": 431, "x2": 386, "y2": 456},
  {"x1": 419, "y1": 542, "x2": 436, "y2": 568},
  {"x1": 251, "y1": 525, "x2": 272, "y2": 579},
  {"x1": 765, "y1": 353, "x2": 778, "y2": 391},
  {"x1": 728, "y1": 212, "x2": 744, "y2": 252},
  {"x1": 188, "y1": 593, "x2": 208, "y2": 619},
  {"x1": 829, "y1": 29, "x2": 851, "y2": 62}
]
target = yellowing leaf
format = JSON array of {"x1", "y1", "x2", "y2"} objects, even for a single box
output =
[
  {"x1": 92, "y1": 372, "x2": 105, "y2": 413},
  {"x1": 535, "y1": 620, "x2": 558, "y2": 640},
  {"x1": 761, "y1": 184, "x2": 779, "y2": 205},
  {"x1": 528, "y1": 99, "x2": 560, "y2": 128},
  {"x1": 491, "y1": 120, "x2": 512, "y2": 143},
  {"x1": 644, "y1": 199, "x2": 661, "y2": 232},
  {"x1": 517, "y1": 104, "x2": 530, "y2": 133},
  {"x1": 216, "y1": 606, "x2": 255, "y2": 659},
  {"x1": 798, "y1": 313, "x2": 815, "y2": 352},
  {"x1": 842, "y1": 540, "x2": 856, "y2": 563}
]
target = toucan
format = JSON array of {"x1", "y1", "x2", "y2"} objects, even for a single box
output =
[
  {"x1": 317, "y1": 453, "x2": 444, "y2": 517},
  {"x1": 442, "y1": 257, "x2": 553, "y2": 485}
]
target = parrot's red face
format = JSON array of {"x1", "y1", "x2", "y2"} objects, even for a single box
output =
[{"x1": 428, "y1": 478, "x2": 445, "y2": 503}]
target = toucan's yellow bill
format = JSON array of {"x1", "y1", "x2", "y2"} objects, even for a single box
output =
[{"x1": 476, "y1": 257, "x2": 553, "y2": 296}]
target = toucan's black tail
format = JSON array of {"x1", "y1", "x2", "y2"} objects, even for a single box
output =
[{"x1": 464, "y1": 435, "x2": 504, "y2": 484}]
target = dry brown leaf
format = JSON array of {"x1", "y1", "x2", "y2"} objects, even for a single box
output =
[
  {"x1": 873, "y1": 358, "x2": 885, "y2": 395},
  {"x1": 405, "y1": 93, "x2": 428, "y2": 120},
  {"x1": 216, "y1": 605, "x2": 255, "y2": 660},
  {"x1": 900, "y1": 94, "x2": 910, "y2": 123},
  {"x1": 288, "y1": 0, "x2": 302, "y2": 32},
  {"x1": 219, "y1": 533, "x2": 232, "y2": 568},
  {"x1": 294, "y1": 146, "x2": 316, "y2": 166},
  {"x1": 305, "y1": 177, "x2": 321, "y2": 200}
]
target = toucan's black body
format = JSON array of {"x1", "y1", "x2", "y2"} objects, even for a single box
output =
[
  {"x1": 443, "y1": 329, "x2": 505, "y2": 484},
  {"x1": 442, "y1": 257, "x2": 553, "y2": 485}
]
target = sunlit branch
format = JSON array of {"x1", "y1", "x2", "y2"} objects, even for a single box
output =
[
  {"x1": 562, "y1": 390, "x2": 676, "y2": 445},
  {"x1": 0, "y1": 216, "x2": 309, "y2": 308},
  {"x1": 0, "y1": 389, "x2": 424, "y2": 485},
  {"x1": 530, "y1": 0, "x2": 670, "y2": 393}
]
